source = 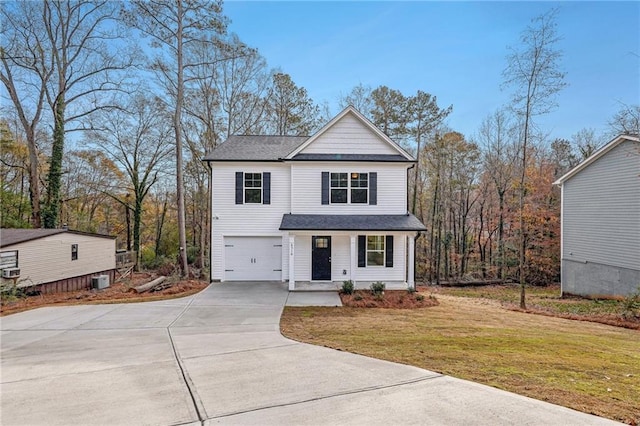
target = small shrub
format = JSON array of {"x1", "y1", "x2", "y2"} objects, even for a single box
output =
[
  {"x1": 370, "y1": 281, "x2": 385, "y2": 295},
  {"x1": 354, "y1": 293, "x2": 363, "y2": 301},
  {"x1": 407, "y1": 286, "x2": 417, "y2": 294},
  {"x1": 416, "y1": 294, "x2": 425, "y2": 302},
  {"x1": 341, "y1": 280, "x2": 355, "y2": 295},
  {"x1": 621, "y1": 287, "x2": 640, "y2": 319}
]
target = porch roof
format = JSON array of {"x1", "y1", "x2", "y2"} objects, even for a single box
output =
[{"x1": 279, "y1": 214, "x2": 426, "y2": 232}]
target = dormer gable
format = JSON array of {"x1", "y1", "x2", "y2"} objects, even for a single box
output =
[{"x1": 286, "y1": 106, "x2": 414, "y2": 161}]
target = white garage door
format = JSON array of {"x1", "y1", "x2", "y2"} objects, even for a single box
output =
[{"x1": 224, "y1": 237, "x2": 282, "y2": 281}]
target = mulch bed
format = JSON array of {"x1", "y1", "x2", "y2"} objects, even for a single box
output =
[
  {"x1": 1, "y1": 272, "x2": 209, "y2": 316},
  {"x1": 339, "y1": 289, "x2": 439, "y2": 309}
]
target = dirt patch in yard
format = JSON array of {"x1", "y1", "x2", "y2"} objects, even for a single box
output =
[
  {"x1": 428, "y1": 284, "x2": 640, "y2": 330},
  {"x1": 340, "y1": 289, "x2": 439, "y2": 308},
  {"x1": 0, "y1": 272, "x2": 208, "y2": 316}
]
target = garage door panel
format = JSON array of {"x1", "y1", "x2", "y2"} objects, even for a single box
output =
[{"x1": 225, "y1": 237, "x2": 282, "y2": 281}]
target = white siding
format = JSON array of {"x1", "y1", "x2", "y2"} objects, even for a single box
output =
[
  {"x1": 300, "y1": 113, "x2": 400, "y2": 155},
  {"x1": 563, "y1": 140, "x2": 640, "y2": 271},
  {"x1": 354, "y1": 233, "x2": 406, "y2": 282},
  {"x1": 211, "y1": 163, "x2": 290, "y2": 281},
  {"x1": 294, "y1": 235, "x2": 311, "y2": 281},
  {"x1": 331, "y1": 235, "x2": 351, "y2": 280},
  {"x1": 290, "y1": 162, "x2": 409, "y2": 214},
  {"x1": 291, "y1": 232, "x2": 407, "y2": 283},
  {"x1": 2, "y1": 233, "x2": 115, "y2": 287}
]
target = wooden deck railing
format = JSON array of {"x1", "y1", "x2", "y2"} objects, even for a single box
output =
[{"x1": 116, "y1": 251, "x2": 137, "y2": 269}]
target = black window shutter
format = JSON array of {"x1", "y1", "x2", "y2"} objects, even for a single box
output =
[
  {"x1": 358, "y1": 235, "x2": 366, "y2": 267},
  {"x1": 369, "y1": 172, "x2": 377, "y2": 205},
  {"x1": 385, "y1": 235, "x2": 393, "y2": 267},
  {"x1": 321, "y1": 172, "x2": 329, "y2": 205},
  {"x1": 263, "y1": 172, "x2": 271, "y2": 204},
  {"x1": 235, "y1": 172, "x2": 243, "y2": 204}
]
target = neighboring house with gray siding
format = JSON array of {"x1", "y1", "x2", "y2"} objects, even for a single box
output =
[
  {"x1": 0, "y1": 228, "x2": 116, "y2": 294},
  {"x1": 554, "y1": 134, "x2": 640, "y2": 297}
]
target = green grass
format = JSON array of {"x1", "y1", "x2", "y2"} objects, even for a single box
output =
[{"x1": 281, "y1": 296, "x2": 640, "y2": 424}]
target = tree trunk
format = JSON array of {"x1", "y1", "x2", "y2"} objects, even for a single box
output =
[
  {"x1": 26, "y1": 127, "x2": 42, "y2": 228},
  {"x1": 44, "y1": 97, "x2": 65, "y2": 228},
  {"x1": 175, "y1": 0, "x2": 189, "y2": 277}
]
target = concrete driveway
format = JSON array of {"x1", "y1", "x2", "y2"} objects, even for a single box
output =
[{"x1": 1, "y1": 282, "x2": 619, "y2": 425}]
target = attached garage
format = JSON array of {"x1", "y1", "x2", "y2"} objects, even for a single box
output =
[{"x1": 224, "y1": 236, "x2": 283, "y2": 281}]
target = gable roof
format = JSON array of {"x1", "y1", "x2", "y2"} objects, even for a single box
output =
[
  {"x1": 203, "y1": 135, "x2": 308, "y2": 162},
  {"x1": 285, "y1": 106, "x2": 415, "y2": 161},
  {"x1": 0, "y1": 228, "x2": 115, "y2": 248},
  {"x1": 553, "y1": 134, "x2": 640, "y2": 185}
]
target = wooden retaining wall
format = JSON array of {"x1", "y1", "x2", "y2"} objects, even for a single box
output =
[{"x1": 32, "y1": 269, "x2": 117, "y2": 295}]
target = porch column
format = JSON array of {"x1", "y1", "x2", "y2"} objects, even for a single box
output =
[
  {"x1": 408, "y1": 234, "x2": 415, "y2": 290},
  {"x1": 349, "y1": 235, "x2": 357, "y2": 282},
  {"x1": 288, "y1": 235, "x2": 295, "y2": 291}
]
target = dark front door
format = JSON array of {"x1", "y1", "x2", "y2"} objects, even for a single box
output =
[{"x1": 312, "y1": 236, "x2": 331, "y2": 281}]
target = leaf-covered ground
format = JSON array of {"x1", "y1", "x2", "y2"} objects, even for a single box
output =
[{"x1": 1, "y1": 272, "x2": 208, "y2": 316}]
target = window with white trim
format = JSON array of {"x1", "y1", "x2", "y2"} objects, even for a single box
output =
[
  {"x1": 71, "y1": 244, "x2": 78, "y2": 261},
  {"x1": 350, "y1": 172, "x2": 368, "y2": 204},
  {"x1": 0, "y1": 250, "x2": 18, "y2": 269},
  {"x1": 366, "y1": 235, "x2": 384, "y2": 266},
  {"x1": 330, "y1": 172, "x2": 368, "y2": 204},
  {"x1": 244, "y1": 173, "x2": 262, "y2": 203}
]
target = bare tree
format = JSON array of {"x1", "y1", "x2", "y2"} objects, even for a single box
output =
[
  {"x1": 608, "y1": 104, "x2": 639, "y2": 137},
  {"x1": 1, "y1": 1, "x2": 53, "y2": 228},
  {"x1": 125, "y1": 0, "x2": 229, "y2": 276},
  {"x1": 40, "y1": 1, "x2": 131, "y2": 228},
  {"x1": 265, "y1": 72, "x2": 321, "y2": 136},
  {"x1": 88, "y1": 94, "x2": 172, "y2": 267},
  {"x1": 339, "y1": 83, "x2": 373, "y2": 114},
  {"x1": 406, "y1": 91, "x2": 452, "y2": 214},
  {"x1": 478, "y1": 109, "x2": 518, "y2": 279},
  {"x1": 502, "y1": 8, "x2": 567, "y2": 308},
  {"x1": 571, "y1": 128, "x2": 605, "y2": 159}
]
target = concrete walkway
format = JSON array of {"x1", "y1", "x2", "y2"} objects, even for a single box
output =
[{"x1": 0, "y1": 282, "x2": 620, "y2": 425}]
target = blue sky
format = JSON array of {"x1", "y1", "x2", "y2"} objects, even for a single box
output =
[{"x1": 223, "y1": 1, "x2": 639, "y2": 141}]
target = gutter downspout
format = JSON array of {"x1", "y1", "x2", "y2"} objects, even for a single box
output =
[{"x1": 205, "y1": 160, "x2": 213, "y2": 283}]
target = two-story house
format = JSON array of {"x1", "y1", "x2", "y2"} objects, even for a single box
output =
[{"x1": 204, "y1": 106, "x2": 426, "y2": 290}]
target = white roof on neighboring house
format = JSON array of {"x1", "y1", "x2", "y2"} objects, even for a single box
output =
[{"x1": 553, "y1": 134, "x2": 640, "y2": 185}]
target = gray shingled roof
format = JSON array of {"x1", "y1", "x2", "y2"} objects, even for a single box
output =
[
  {"x1": 279, "y1": 214, "x2": 426, "y2": 231},
  {"x1": 0, "y1": 228, "x2": 114, "y2": 248},
  {"x1": 291, "y1": 153, "x2": 413, "y2": 162},
  {"x1": 203, "y1": 135, "x2": 308, "y2": 161}
]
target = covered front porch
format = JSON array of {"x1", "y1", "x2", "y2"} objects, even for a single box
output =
[{"x1": 279, "y1": 214, "x2": 426, "y2": 292}]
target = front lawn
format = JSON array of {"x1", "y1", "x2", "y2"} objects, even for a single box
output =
[{"x1": 281, "y1": 293, "x2": 640, "y2": 424}]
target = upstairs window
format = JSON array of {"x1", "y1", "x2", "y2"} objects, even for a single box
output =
[
  {"x1": 350, "y1": 172, "x2": 368, "y2": 204},
  {"x1": 244, "y1": 173, "x2": 262, "y2": 203},
  {"x1": 327, "y1": 172, "x2": 370, "y2": 204},
  {"x1": 71, "y1": 244, "x2": 78, "y2": 261},
  {"x1": 330, "y1": 173, "x2": 348, "y2": 203},
  {"x1": 236, "y1": 172, "x2": 271, "y2": 205}
]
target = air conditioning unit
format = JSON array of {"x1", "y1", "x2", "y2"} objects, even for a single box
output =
[
  {"x1": 91, "y1": 275, "x2": 109, "y2": 289},
  {"x1": 2, "y1": 268, "x2": 20, "y2": 279}
]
